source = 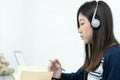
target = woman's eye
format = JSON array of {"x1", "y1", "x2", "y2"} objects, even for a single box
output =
[{"x1": 80, "y1": 23, "x2": 84, "y2": 25}]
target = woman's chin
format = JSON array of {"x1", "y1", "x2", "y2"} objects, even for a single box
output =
[{"x1": 84, "y1": 40, "x2": 91, "y2": 44}]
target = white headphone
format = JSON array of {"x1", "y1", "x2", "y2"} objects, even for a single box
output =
[{"x1": 91, "y1": 1, "x2": 100, "y2": 28}]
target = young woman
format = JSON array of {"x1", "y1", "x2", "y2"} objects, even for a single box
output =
[{"x1": 48, "y1": 1, "x2": 120, "y2": 80}]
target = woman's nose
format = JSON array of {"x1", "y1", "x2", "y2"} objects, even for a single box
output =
[{"x1": 78, "y1": 28, "x2": 82, "y2": 33}]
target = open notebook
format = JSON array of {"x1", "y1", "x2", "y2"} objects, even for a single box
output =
[
  {"x1": 14, "y1": 51, "x2": 53, "y2": 80},
  {"x1": 14, "y1": 66, "x2": 53, "y2": 80}
]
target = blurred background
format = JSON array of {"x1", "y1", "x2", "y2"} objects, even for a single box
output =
[{"x1": 0, "y1": 0, "x2": 120, "y2": 74}]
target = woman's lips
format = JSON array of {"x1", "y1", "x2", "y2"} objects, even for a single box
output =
[{"x1": 80, "y1": 35, "x2": 84, "y2": 39}]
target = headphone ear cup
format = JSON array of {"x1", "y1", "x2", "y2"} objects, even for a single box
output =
[{"x1": 91, "y1": 19, "x2": 100, "y2": 28}]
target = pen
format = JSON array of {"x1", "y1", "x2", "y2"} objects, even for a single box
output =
[{"x1": 49, "y1": 59, "x2": 65, "y2": 71}]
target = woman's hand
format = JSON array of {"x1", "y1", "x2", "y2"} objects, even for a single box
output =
[{"x1": 48, "y1": 59, "x2": 62, "y2": 79}]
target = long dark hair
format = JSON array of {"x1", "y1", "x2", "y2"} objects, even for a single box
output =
[{"x1": 77, "y1": 1, "x2": 119, "y2": 71}]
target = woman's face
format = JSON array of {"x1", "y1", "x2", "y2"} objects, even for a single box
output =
[{"x1": 78, "y1": 13, "x2": 93, "y2": 44}]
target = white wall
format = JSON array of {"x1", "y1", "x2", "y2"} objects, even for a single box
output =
[{"x1": 0, "y1": 0, "x2": 120, "y2": 74}]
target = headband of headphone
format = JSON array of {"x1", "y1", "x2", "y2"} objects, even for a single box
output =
[{"x1": 91, "y1": 1, "x2": 100, "y2": 28}]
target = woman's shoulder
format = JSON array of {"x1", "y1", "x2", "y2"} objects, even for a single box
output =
[
  {"x1": 104, "y1": 45, "x2": 120, "y2": 57},
  {"x1": 103, "y1": 45, "x2": 120, "y2": 63}
]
